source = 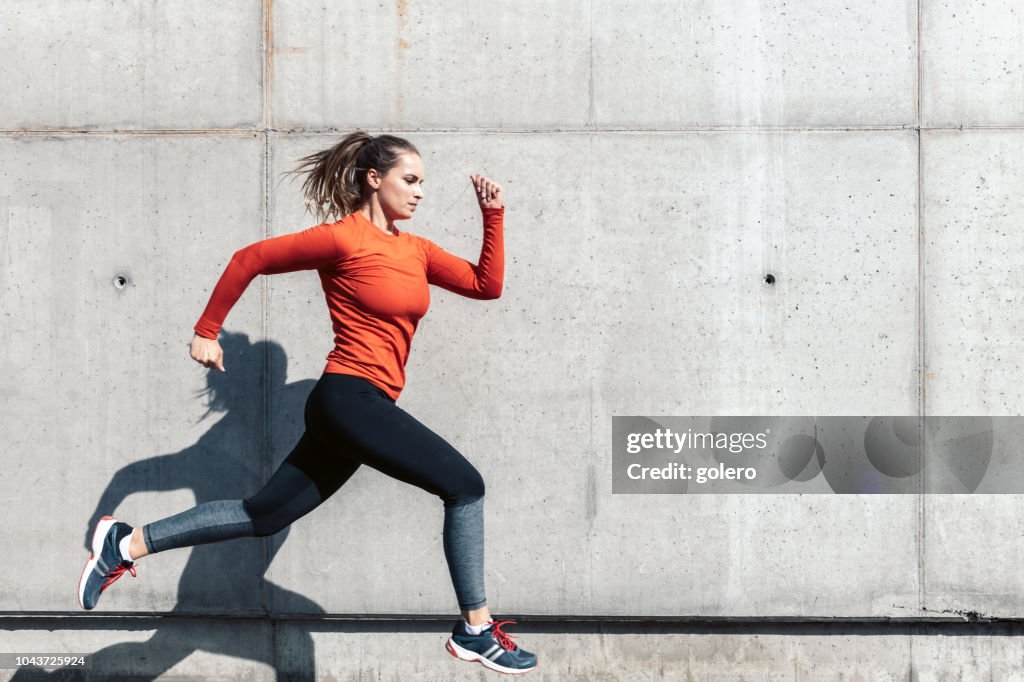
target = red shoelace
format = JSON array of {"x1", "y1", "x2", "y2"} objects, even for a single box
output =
[
  {"x1": 488, "y1": 620, "x2": 519, "y2": 651},
  {"x1": 101, "y1": 562, "x2": 137, "y2": 592}
]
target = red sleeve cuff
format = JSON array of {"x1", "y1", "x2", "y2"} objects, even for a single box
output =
[
  {"x1": 481, "y1": 205, "x2": 504, "y2": 227},
  {"x1": 193, "y1": 317, "x2": 220, "y2": 340}
]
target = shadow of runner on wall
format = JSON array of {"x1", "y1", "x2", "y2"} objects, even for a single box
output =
[{"x1": 16, "y1": 331, "x2": 328, "y2": 681}]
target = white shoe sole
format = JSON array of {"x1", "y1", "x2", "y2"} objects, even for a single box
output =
[
  {"x1": 446, "y1": 637, "x2": 536, "y2": 675},
  {"x1": 77, "y1": 515, "x2": 117, "y2": 610}
]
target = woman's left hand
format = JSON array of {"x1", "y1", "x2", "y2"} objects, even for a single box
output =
[{"x1": 470, "y1": 174, "x2": 504, "y2": 210}]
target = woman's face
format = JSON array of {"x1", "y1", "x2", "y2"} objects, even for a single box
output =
[{"x1": 369, "y1": 152, "x2": 425, "y2": 221}]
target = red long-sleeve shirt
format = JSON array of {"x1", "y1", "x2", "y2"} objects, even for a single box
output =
[{"x1": 194, "y1": 206, "x2": 504, "y2": 399}]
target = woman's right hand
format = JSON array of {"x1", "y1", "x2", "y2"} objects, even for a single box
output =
[
  {"x1": 190, "y1": 333, "x2": 225, "y2": 372},
  {"x1": 470, "y1": 174, "x2": 504, "y2": 210}
]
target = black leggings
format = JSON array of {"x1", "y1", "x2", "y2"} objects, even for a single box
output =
[{"x1": 143, "y1": 373, "x2": 488, "y2": 610}]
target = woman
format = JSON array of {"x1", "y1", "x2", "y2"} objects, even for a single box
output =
[{"x1": 77, "y1": 131, "x2": 538, "y2": 674}]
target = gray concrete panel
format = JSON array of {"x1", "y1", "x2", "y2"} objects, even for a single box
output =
[
  {"x1": 0, "y1": 1, "x2": 262, "y2": 130},
  {"x1": 923, "y1": 130, "x2": 1024, "y2": 415},
  {"x1": 592, "y1": 495, "x2": 921, "y2": 618},
  {"x1": 922, "y1": 130, "x2": 1024, "y2": 617},
  {"x1": 593, "y1": 0, "x2": 917, "y2": 128},
  {"x1": 589, "y1": 131, "x2": 919, "y2": 419},
  {"x1": 0, "y1": 134, "x2": 267, "y2": 612},
  {"x1": 909, "y1": 624, "x2": 1024, "y2": 680},
  {"x1": 924, "y1": 496, "x2": 1024, "y2": 618},
  {"x1": 268, "y1": 0, "x2": 591, "y2": 129},
  {"x1": 923, "y1": 0, "x2": 1024, "y2": 127},
  {"x1": 587, "y1": 130, "x2": 920, "y2": 617}
]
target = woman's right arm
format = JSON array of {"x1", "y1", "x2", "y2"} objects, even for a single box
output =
[{"x1": 190, "y1": 222, "x2": 346, "y2": 371}]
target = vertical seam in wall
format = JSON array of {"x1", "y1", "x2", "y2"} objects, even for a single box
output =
[
  {"x1": 916, "y1": 0, "x2": 926, "y2": 621},
  {"x1": 588, "y1": 0, "x2": 594, "y2": 126},
  {"x1": 261, "y1": 0, "x2": 273, "y2": 634}
]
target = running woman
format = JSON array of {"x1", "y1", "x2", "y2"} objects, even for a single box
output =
[{"x1": 77, "y1": 131, "x2": 537, "y2": 674}]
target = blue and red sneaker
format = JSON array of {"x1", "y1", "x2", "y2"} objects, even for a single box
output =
[
  {"x1": 77, "y1": 515, "x2": 137, "y2": 610},
  {"x1": 446, "y1": 619, "x2": 537, "y2": 674}
]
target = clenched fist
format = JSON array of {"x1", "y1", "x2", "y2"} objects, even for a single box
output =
[
  {"x1": 190, "y1": 333, "x2": 225, "y2": 372},
  {"x1": 470, "y1": 174, "x2": 504, "y2": 210}
]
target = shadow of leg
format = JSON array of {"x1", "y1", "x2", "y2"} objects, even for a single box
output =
[
  {"x1": 9, "y1": 667, "x2": 87, "y2": 681},
  {"x1": 262, "y1": 581, "x2": 325, "y2": 682},
  {"x1": 273, "y1": 629, "x2": 317, "y2": 682}
]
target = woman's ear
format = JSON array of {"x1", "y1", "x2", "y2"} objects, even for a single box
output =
[{"x1": 366, "y1": 167, "x2": 381, "y2": 190}]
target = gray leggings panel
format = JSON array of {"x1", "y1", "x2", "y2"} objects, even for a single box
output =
[
  {"x1": 143, "y1": 499, "x2": 254, "y2": 555},
  {"x1": 443, "y1": 496, "x2": 486, "y2": 610}
]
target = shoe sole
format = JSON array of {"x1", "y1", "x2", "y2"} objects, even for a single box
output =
[
  {"x1": 446, "y1": 638, "x2": 536, "y2": 675},
  {"x1": 77, "y1": 515, "x2": 117, "y2": 610}
]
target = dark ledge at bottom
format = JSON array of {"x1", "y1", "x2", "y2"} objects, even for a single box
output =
[{"x1": 2, "y1": 613, "x2": 1023, "y2": 635}]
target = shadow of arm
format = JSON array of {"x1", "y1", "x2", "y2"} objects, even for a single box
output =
[{"x1": 83, "y1": 451, "x2": 193, "y2": 550}]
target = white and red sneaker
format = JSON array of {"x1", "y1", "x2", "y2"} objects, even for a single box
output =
[
  {"x1": 77, "y1": 516, "x2": 137, "y2": 610},
  {"x1": 446, "y1": 619, "x2": 538, "y2": 674}
]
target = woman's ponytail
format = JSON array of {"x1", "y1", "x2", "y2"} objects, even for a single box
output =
[{"x1": 285, "y1": 131, "x2": 419, "y2": 223}]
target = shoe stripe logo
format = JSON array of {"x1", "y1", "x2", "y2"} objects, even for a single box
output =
[
  {"x1": 486, "y1": 645, "x2": 506, "y2": 661},
  {"x1": 482, "y1": 644, "x2": 501, "y2": 660}
]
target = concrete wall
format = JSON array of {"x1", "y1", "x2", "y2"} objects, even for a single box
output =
[{"x1": 1, "y1": 0, "x2": 1022, "y2": 678}]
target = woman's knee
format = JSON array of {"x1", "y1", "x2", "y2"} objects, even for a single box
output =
[
  {"x1": 242, "y1": 497, "x2": 291, "y2": 538},
  {"x1": 448, "y1": 466, "x2": 485, "y2": 507},
  {"x1": 240, "y1": 457, "x2": 336, "y2": 538}
]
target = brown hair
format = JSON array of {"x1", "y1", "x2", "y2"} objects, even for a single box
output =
[{"x1": 284, "y1": 131, "x2": 420, "y2": 223}]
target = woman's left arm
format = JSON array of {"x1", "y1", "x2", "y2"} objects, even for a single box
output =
[
  {"x1": 425, "y1": 205, "x2": 504, "y2": 300},
  {"x1": 425, "y1": 175, "x2": 505, "y2": 300}
]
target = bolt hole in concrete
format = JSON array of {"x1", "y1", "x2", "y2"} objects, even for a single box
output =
[
  {"x1": 764, "y1": 273, "x2": 776, "y2": 285},
  {"x1": 113, "y1": 275, "x2": 129, "y2": 289}
]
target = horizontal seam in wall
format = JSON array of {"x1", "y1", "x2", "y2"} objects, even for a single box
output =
[
  {"x1": 2, "y1": 125, "x2": 1024, "y2": 137},
  {"x1": 0, "y1": 613, "x2": 1015, "y2": 625}
]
